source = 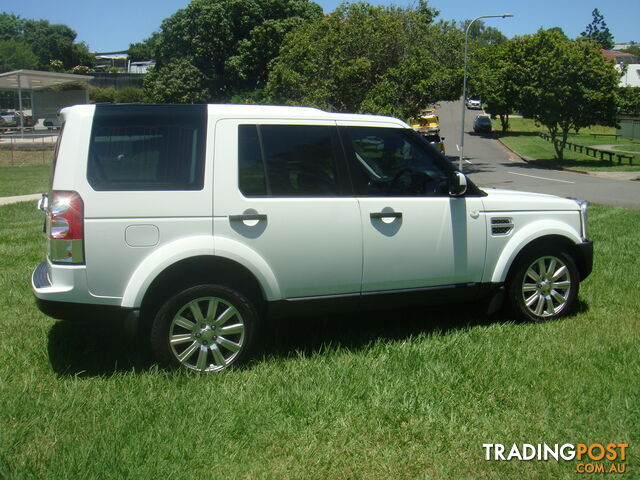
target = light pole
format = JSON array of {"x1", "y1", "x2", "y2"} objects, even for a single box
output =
[{"x1": 459, "y1": 14, "x2": 513, "y2": 171}]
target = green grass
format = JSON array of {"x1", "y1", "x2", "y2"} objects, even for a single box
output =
[
  {"x1": 0, "y1": 164, "x2": 50, "y2": 197},
  {"x1": 493, "y1": 118, "x2": 640, "y2": 172},
  {"x1": 0, "y1": 149, "x2": 54, "y2": 167},
  {"x1": 0, "y1": 201, "x2": 638, "y2": 479},
  {"x1": 611, "y1": 143, "x2": 640, "y2": 153}
]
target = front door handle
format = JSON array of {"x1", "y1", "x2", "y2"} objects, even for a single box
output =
[
  {"x1": 229, "y1": 213, "x2": 267, "y2": 222},
  {"x1": 370, "y1": 211, "x2": 402, "y2": 219}
]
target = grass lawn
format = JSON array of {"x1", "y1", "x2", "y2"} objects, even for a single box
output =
[
  {"x1": 0, "y1": 164, "x2": 51, "y2": 197},
  {"x1": 0, "y1": 201, "x2": 638, "y2": 479},
  {"x1": 493, "y1": 118, "x2": 640, "y2": 172}
]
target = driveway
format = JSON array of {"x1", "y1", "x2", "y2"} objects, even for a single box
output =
[{"x1": 437, "y1": 100, "x2": 640, "y2": 209}]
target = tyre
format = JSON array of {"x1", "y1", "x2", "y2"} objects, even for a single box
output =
[
  {"x1": 150, "y1": 284, "x2": 258, "y2": 372},
  {"x1": 506, "y1": 247, "x2": 579, "y2": 322}
]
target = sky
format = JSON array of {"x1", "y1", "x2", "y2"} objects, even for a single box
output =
[{"x1": 4, "y1": 0, "x2": 639, "y2": 53}]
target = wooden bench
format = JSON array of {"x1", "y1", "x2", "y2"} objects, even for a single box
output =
[
  {"x1": 590, "y1": 133, "x2": 622, "y2": 141},
  {"x1": 616, "y1": 153, "x2": 634, "y2": 165}
]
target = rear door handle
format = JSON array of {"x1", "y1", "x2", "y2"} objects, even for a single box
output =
[
  {"x1": 370, "y1": 211, "x2": 402, "y2": 219},
  {"x1": 229, "y1": 213, "x2": 267, "y2": 221}
]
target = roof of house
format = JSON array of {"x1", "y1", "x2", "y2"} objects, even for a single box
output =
[
  {"x1": 0, "y1": 69, "x2": 93, "y2": 91},
  {"x1": 603, "y1": 50, "x2": 637, "y2": 61}
]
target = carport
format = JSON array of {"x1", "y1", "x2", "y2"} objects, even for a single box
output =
[{"x1": 0, "y1": 69, "x2": 93, "y2": 135}]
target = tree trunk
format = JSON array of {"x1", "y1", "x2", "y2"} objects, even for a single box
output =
[
  {"x1": 500, "y1": 114, "x2": 510, "y2": 132},
  {"x1": 548, "y1": 127, "x2": 564, "y2": 161}
]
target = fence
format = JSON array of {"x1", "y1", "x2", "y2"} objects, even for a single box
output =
[
  {"x1": 617, "y1": 118, "x2": 640, "y2": 140},
  {"x1": 0, "y1": 134, "x2": 57, "y2": 166},
  {"x1": 538, "y1": 133, "x2": 634, "y2": 165}
]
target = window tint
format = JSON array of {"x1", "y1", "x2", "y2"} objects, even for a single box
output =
[
  {"x1": 238, "y1": 125, "x2": 267, "y2": 196},
  {"x1": 238, "y1": 125, "x2": 340, "y2": 197},
  {"x1": 87, "y1": 105, "x2": 206, "y2": 191},
  {"x1": 343, "y1": 126, "x2": 449, "y2": 197}
]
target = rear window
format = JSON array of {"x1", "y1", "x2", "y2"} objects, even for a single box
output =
[{"x1": 87, "y1": 105, "x2": 206, "y2": 191}]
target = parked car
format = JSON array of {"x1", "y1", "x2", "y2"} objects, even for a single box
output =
[
  {"x1": 32, "y1": 104, "x2": 593, "y2": 372},
  {"x1": 466, "y1": 99, "x2": 482, "y2": 110},
  {"x1": 0, "y1": 110, "x2": 17, "y2": 127},
  {"x1": 411, "y1": 109, "x2": 440, "y2": 133},
  {"x1": 418, "y1": 131, "x2": 446, "y2": 155},
  {"x1": 473, "y1": 115, "x2": 493, "y2": 133}
]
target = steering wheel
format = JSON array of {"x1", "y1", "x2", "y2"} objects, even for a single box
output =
[{"x1": 388, "y1": 168, "x2": 432, "y2": 195}]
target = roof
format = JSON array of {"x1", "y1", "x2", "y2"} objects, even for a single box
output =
[
  {"x1": 62, "y1": 103, "x2": 408, "y2": 127},
  {"x1": 602, "y1": 50, "x2": 637, "y2": 63},
  {"x1": 0, "y1": 69, "x2": 93, "y2": 91}
]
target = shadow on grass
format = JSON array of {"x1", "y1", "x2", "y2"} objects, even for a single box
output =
[
  {"x1": 47, "y1": 302, "x2": 516, "y2": 377},
  {"x1": 47, "y1": 317, "x2": 154, "y2": 378},
  {"x1": 259, "y1": 303, "x2": 513, "y2": 362},
  {"x1": 48, "y1": 298, "x2": 590, "y2": 377}
]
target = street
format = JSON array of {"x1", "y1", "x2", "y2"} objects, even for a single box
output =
[{"x1": 437, "y1": 100, "x2": 640, "y2": 209}]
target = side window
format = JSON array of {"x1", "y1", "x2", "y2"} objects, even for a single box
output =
[
  {"x1": 343, "y1": 126, "x2": 450, "y2": 197},
  {"x1": 87, "y1": 105, "x2": 206, "y2": 191},
  {"x1": 238, "y1": 125, "x2": 267, "y2": 196},
  {"x1": 238, "y1": 124, "x2": 341, "y2": 197}
]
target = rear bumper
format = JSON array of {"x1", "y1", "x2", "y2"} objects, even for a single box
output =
[
  {"x1": 32, "y1": 261, "x2": 127, "y2": 321},
  {"x1": 35, "y1": 296, "x2": 135, "y2": 322}
]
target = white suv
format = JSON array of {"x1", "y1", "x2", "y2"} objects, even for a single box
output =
[{"x1": 32, "y1": 104, "x2": 593, "y2": 372}]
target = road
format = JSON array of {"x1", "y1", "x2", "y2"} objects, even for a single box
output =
[{"x1": 436, "y1": 100, "x2": 640, "y2": 209}]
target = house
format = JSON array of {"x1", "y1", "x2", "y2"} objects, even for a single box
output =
[
  {"x1": 93, "y1": 52, "x2": 155, "y2": 74},
  {"x1": 616, "y1": 64, "x2": 640, "y2": 87},
  {"x1": 602, "y1": 49, "x2": 637, "y2": 64}
]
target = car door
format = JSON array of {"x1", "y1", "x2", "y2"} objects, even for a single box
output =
[
  {"x1": 213, "y1": 119, "x2": 362, "y2": 299},
  {"x1": 338, "y1": 123, "x2": 486, "y2": 294}
]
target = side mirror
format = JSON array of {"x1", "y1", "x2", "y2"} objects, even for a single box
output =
[{"x1": 449, "y1": 171, "x2": 468, "y2": 197}]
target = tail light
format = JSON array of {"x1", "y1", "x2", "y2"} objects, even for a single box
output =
[{"x1": 47, "y1": 191, "x2": 85, "y2": 264}]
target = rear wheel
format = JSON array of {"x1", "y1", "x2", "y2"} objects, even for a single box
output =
[
  {"x1": 507, "y1": 248, "x2": 579, "y2": 322},
  {"x1": 150, "y1": 284, "x2": 258, "y2": 372}
]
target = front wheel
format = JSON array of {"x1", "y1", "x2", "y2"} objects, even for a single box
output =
[
  {"x1": 506, "y1": 248, "x2": 580, "y2": 322},
  {"x1": 150, "y1": 285, "x2": 259, "y2": 372}
]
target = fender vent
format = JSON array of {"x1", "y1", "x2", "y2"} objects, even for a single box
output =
[{"x1": 491, "y1": 217, "x2": 514, "y2": 236}]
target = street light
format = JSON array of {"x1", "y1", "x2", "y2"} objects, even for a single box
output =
[{"x1": 459, "y1": 13, "x2": 513, "y2": 171}]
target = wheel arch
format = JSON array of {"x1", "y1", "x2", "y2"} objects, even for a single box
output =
[
  {"x1": 121, "y1": 236, "x2": 281, "y2": 310},
  {"x1": 139, "y1": 255, "x2": 268, "y2": 326},
  {"x1": 490, "y1": 223, "x2": 584, "y2": 284}
]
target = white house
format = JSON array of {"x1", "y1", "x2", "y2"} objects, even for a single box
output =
[{"x1": 616, "y1": 64, "x2": 640, "y2": 87}]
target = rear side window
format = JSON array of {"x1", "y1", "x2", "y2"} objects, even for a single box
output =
[
  {"x1": 87, "y1": 105, "x2": 206, "y2": 191},
  {"x1": 238, "y1": 124, "x2": 342, "y2": 197}
]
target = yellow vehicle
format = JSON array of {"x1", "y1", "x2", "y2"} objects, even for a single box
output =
[{"x1": 411, "y1": 109, "x2": 440, "y2": 134}]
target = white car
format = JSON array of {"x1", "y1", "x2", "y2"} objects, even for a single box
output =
[
  {"x1": 466, "y1": 99, "x2": 482, "y2": 110},
  {"x1": 32, "y1": 104, "x2": 593, "y2": 372}
]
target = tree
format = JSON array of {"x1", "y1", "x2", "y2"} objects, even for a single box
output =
[
  {"x1": 143, "y1": 59, "x2": 212, "y2": 103},
  {"x1": 144, "y1": 0, "x2": 322, "y2": 103},
  {"x1": 128, "y1": 33, "x2": 160, "y2": 62},
  {"x1": 621, "y1": 43, "x2": 640, "y2": 60},
  {"x1": 0, "y1": 12, "x2": 94, "y2": 70},
  {"x1": 475, "y1": 41, "x2": 526, "y2": 132},
  {"x1": 579, "y1": 8, "x2": 614, "y2": 50},
  {"x1": 617, "y1": 86, "x2": 640, "y2": 116},
  {"x1": 519, "y1": 30, "x2": 619, "y2": 160},
  {"x1": 0, "y1": 40, "x2": 38, "y2": 71},
  {"x1": 22, "y1": 19, "x2": 94, "y2": 70},
  {"x1": 0, "y1": 13, "x2": 24, "y2": 40},
  {"x1": 265, "y1": 1, "x2": 462, "y2": 119},
  {"x1": 460, "y1": 19, "x2": 507, "y2": 46}
]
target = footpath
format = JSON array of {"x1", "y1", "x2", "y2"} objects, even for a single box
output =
[{"x1": 0, "y1": 193, "x2": 41, "y2": 206}]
